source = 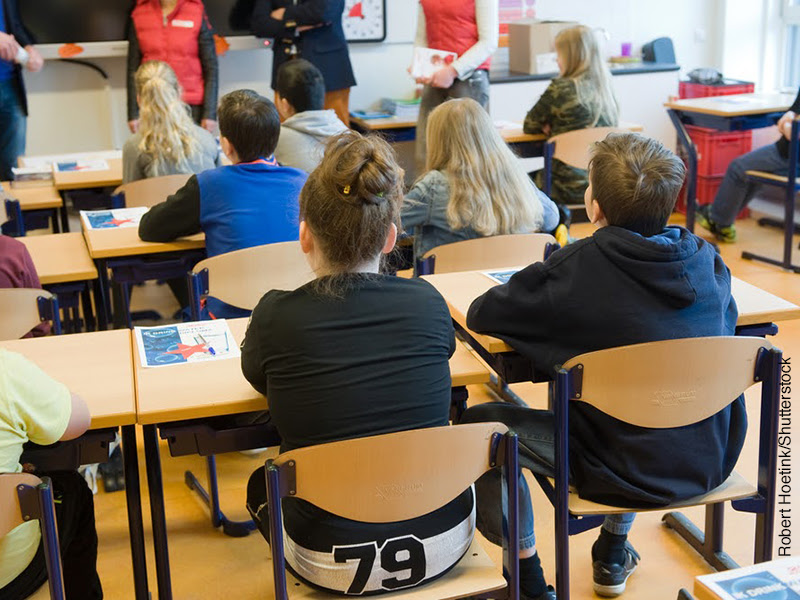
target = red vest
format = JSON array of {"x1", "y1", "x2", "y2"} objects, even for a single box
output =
[
  {"x1": 131, "y1": 0, "x2": 205, "y2": 106},
  {"x1": 420, "y1": 0, "x2": 491, "y2": 72}
]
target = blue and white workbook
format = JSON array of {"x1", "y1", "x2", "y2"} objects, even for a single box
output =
[
  {"x1": 135, "y1": 320, "x2": 240, "y2": 368},
  {"x1": 80, "y1": 207, "x2": 149, "y2": 230},
  {"x1": 694, "y1": 557, "x2": 800, "y2": 599}
]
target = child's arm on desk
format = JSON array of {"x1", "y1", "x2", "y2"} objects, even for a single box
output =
[
  {"x1": 138, "y1": 175, "x2": 202, "y2": 242},
  {"x1": 61, "y1": 394, "x2": 91, "y2": 441}
]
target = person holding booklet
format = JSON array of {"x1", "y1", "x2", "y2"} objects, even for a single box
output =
[
  {"x1": 413, "y1": 0, "x2": 498, "y2": 160},
  {"x1": 241, "y1": 131, "x2": 476, "y2": 595}
]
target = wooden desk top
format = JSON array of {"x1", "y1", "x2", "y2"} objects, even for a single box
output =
[
  {"x1": 53, "y1": 158, "x2": 123, "y2": 191},
  {"x1": 664, "y1": 92, "x2": 795, "y2": 117},
  {"x1": 20, "y1": 233, "x2": 98, "y2": 285},
  {"x1": 135, "y1": 318, "x2": 490, "y2": 425},
  {"x1": 82, "y1": 227, "x2": 205, "y2": 259},
  {"x1": 0, "y1": 329, "x2": 136, "y2": 428},
  {"x1": 350, "y1": 115, "x2": 417, "y2": 130},
  {"x1": 2, "y1": 182, "x2": 62, "y2": 210},
  {"x1": 423, "y1": 270, "x2": 800, "y2": 355}
]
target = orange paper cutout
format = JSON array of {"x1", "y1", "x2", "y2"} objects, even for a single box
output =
[
  {"x1": 214, "y1": 34, "x2": 230, "y2": 56},
  {"x1": 58, "y1": 43, "x2": 84, "y2": 58}
]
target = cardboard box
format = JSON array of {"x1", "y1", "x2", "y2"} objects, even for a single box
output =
[
  {"x1": 694, "y1": 556, "x2": 800, "y2": 599},
  {"x1": 508, "y1": 19, "x2": 578, "y2": 75}
]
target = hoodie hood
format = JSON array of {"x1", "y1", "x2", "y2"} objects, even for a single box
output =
[
  {"x1": 592, "y1": 225, "x2": 721, "y2": 309},
  {"x1": 282, "y1": 110, "x2": 349, "y2": 141}
]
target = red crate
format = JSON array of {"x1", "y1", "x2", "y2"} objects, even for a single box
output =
[
  {"x1": 676, "y1": 175, "x2": 749, "y2": 219},
  {"x1": 686, "y1": 126, "x2": 753, "y2": 177},
  {"x1": 678, "y1": 79, "x2": 754, "y2": 99}
]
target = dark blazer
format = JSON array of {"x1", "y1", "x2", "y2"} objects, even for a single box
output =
[
  {"x1": 249, "y1": 0, "x2": 355, "y2": 92},
  {"x1": 1, "y1": 0, "x2": 33, "y2": 115}
]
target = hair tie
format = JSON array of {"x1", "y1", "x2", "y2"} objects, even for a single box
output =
[
  {"x1": 343, "y1": 185, "x2": 351, "y2": 195},
  {"x1": 377, "y1": 192, "x2": 384, "y2": 198}
]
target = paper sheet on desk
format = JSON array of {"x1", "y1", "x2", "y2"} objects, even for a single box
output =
[
  {"x1": 483, "y1": 268, "x2": 522, "y2": 285},
  {"x1": 54, "y1": 159, "x2": 109, "y2": 172},
  {"x1": 135, "y1": 320, "x2": 240, "y2": 368},
  {"x1": 80, "y1": 207, "x2": 148, "y2": 230}
]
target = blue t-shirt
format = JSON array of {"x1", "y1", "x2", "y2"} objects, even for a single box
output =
[{"x1": 0, "y1": 2, "x2": 14, "y2": 82}]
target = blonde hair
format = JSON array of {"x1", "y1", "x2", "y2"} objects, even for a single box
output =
[
  {"x1": 425, "y1": 98, "x2": 544, "y2": 236},
  {"x1": 555, "y1": 25, "x2": 619, "y2": 127},
  {"x1": 135, "y1": 61, "x2": 199, "y2": 177}
]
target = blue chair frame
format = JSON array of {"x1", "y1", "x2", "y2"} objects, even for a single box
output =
[
  {"x1": 536, "y1": 341, "x2": 782, "y2": 599},
  {"x1": 741, "y1": 118, "x2": 800, "y2": 273}
]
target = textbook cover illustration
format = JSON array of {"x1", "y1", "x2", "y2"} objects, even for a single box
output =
[
  {"x1": 694, "y1": 557, "x2": 800, "y2": 600},
  {"x1": 53, "y1": 159, "x2": 109, "y2": 173},
  {"x1": 135, "y1": 320, "x2": 240, "y2": 368},
  {"x1": 411, "y1": 47, "x2": 458, "y2": 80},
  {"x1": 80, "y1": 207, "x2": 149, "y2": 230},
  {"x1": 483, "y1": 269, "x2": 521, "y2": 285}
]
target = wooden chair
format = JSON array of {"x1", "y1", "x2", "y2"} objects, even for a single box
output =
[
  {"x1": 741, "y1": 116, "x2": 800, "y2": 273},
  {"x1": 188, "y1": 241, "x2": 314, "y2": 319},
  {"x1": 112, "y1": 173, "x2": 191, "y2": 209},
  {"x1": 265, "y1": 422, "x2": 520, "y2": 599},
  {"x1": 416, "y1": 233, "x2": 558, "y2": 275},
  {"x1": 539, "y1": 336, "x2": 782, "y2": 599},
  {"x1": 0, "y1": 473, "x2": 66, "y2": 599},
  {"x1": 0, "y1": 288, "x2": 62, "y2": 340}
]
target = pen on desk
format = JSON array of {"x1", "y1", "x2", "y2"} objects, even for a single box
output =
[{"x1": 197, "y1": 333, "x2": 216, "y2": 355}]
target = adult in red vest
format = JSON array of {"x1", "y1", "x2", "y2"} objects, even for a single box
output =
[
  {"x1": 126, "y1": 0, "x2": 219, "y2": 134},
  {"x1": 414, "y1": 0, "x2": 498, "y2": 161}
]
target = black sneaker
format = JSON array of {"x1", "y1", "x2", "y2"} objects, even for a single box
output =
[
  {"x1": 592, "y1": 541, "x2": 640, "y2": 597},
  {"x1": 529, "y1": 585, "x2": 557, "y2": 600}
]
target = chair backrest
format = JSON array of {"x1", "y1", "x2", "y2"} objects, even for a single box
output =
[
  {"x1": 419, "y1": 233, "x2": 557, "y2": 275},
  {"x1": 0, "y1": 288, "x2": 61, "y2": 340},
  {"x1": 115, "y1": 173, "x2": 191, "y2": 208},
  {"x1": 273, "y1": 422, "x2": 509, "y2": 523},
  {"x1": 190, "y1": 241, "x2": 314, "y2": 311},
  {"x1": 548, "y1": 126, "x2": 637, "y2": 170},
  {"x1": 562, "y1": 336, "x2": 773, "y2": 428},
  {"x1": 0, "y1": 472, "x2": 42, "y2": 539}
]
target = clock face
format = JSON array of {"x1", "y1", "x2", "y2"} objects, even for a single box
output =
[{"x1": 342, "y1": 0, "x2": 386, "y2": 43}]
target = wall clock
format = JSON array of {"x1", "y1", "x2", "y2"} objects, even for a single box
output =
[{"x1": 342, "y1": 0, "x2": 386, "y2": 43}]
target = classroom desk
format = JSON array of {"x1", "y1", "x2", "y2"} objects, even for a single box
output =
[
  {"x1": 1, "y1": 181, "x2": 63, "y2": 234},
  {"x1": 422, "y1": 270, "x2": 800, "y2": 382},
  {"x1": 82, "y1": 226, "x2": 205, "y2": 329},
  {"x1": 134, "y1": 317, "x2": 491, "y2": 600},
  {"x1": 51, "y1": 158, "x2": 124, "y2": 192},
  {"x1": 664, "y1": 92, "x2": 795, "y2": 231},
  {"x1": 0, "y1": 330, "x2": 149, "y2": 600},
  {"x1": 20, "y1": 233, "x2": 99, "y2": 332}
]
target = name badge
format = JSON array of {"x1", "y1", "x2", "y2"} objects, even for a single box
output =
[{"x1": 171, "y1": 19, "x2": 195, "y2": 28}]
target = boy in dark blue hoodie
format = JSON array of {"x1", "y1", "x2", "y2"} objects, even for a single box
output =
[{"x1": 462, "y1": 134, "x2": 742, "y2": 599}]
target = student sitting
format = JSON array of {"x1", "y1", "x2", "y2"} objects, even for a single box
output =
[
  {"x1": 139, "y1": 89, "x2": 308, "y2": 319},
  {"x1": 123, "y1": 60, "x2": 219, "y2": 184},
  {"x1": 0, "y1": 234, "x2": 50, "y2": 337},
  {"x1": 524, "y1": 25, "x2": 620, "y2": 207},
  {"x1": 242, "y1": 131, "x2": 474, "y2": 595},
  {"x1": 461, "y1": 134, "x2": 742, "y2": 599},
  {"x1": 402, "y1": 97, "x2": 559, "y2": 265},
  {"x1": 274, "y1": 59, "x2": 349, "y2": 173},
  {"x1": 0, "y1": 351, "x2": 101, "y2": 599}
]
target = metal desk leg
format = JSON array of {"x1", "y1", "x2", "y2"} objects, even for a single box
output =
[
  {"x1": 143, "y1": 424, "x2": 172, "y2": 600},
  {"x1": 58, "y1": 192, "x2": 70, "y2": 233},
  {"x1": 668, "y1": 109, "x2": 698, "y2": 232},
  {"x1": 94, "y1": 258, "x2": 110, "y2": 331},
  {"x1": 121, "y1": 425, "x2": 150, "y2": 600}
]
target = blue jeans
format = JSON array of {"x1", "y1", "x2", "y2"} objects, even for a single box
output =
[
  {"x1": 711, "y1": 143, "x2": 788, "y2": 227},
  {"x1": 460, "y1": 403, "x2": 635, "y2": 553},
  {"x1": 0, "y1": 79, "x2": 26, "y2": 181}
]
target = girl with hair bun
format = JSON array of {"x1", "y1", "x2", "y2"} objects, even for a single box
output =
[
  {"x1": 123, "y1": 60, "x2": 219, "y2": 183},
  {"x1": 242, "y1": 131, "x2": 475, "y2": 595}
]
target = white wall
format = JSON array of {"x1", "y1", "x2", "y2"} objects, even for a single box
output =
[{"x1": 21, "y1": 0, "x2": 721, "y2": 155}]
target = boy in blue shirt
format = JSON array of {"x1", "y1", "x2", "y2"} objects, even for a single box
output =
[{"x1": 139, "y1": 89, "x2": 307, "y2": 318}]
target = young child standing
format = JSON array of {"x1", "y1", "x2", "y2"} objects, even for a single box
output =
[
  {"x1": 524, "y1": 25, "x2": 619, "y2": 207},
  {"x1": 0, "y1": 351, "x2": 100, "y2": 599},
  {"x1": 138, "y1": 89, "x2": 308, "y2": 319},
  {"x1": 242, "y1": 131, "x2": 475, "y2": 595},
  {"x1": 273, "y1": 59, "x2": 348, "y2": 173},
  {"x1": 462, "y1": 134, "x2": 742, "y2": 598},
  {"x1": 402, "y1": 98, "x2": 559, "y2": 264}
]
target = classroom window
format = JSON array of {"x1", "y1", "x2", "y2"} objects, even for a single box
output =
[{"x1": 784, "y1": 25, "x2": 800, "y2": 88}]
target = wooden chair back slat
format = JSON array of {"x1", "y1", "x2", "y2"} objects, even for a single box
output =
[
  {"x1": 193, "y1": 241, "x2": 314, "y2": 310},
  {"x1": 422, "y1": 233, "x2": 556, "y2": 274},
  {"x1": 562, "y1": 336, "x2": 772, "y2": 428},
  {"x1": 550, "y1": 126, "x2": 638, "y2": 170},
  {"x1": 0, "y1": 288, "x2": 53, "y2": 341},
  {"x1": 115, "y1": 174, "x2": 191, "y2": 208},
  {"x1": 274, "y1": 422, "x2": 508, "y2": 523},
  {"x1": 0, "y1": 472, "x2": 42, "y2": 539}
]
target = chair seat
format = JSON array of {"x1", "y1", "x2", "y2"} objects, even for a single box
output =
[
  {"x1": 745, "y1": 170, "x2": 800, "y2": 188},
  {"x1": 28, "y1": 584, "x2": 50, "y2": 600},
  {"x1": 283, "y1": 535, "x2": 507, "y2": 599},
  {"x1": 568, "y1": 470, "x2": 757, "y2": 516}
]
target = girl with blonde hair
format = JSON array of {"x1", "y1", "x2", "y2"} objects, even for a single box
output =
[
  {"x1": 524, "y1": 25, "x2": 620, "y2": 207},
  {"x1": 402, "y1": 97, "x2": 559, "y2": 263},
  {"x1": 122, "y1": 60, "x2": 219, "y2": 183}
]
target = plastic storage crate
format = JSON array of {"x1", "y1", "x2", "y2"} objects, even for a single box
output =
[
  {"x1": 676, "y1": 175, "x2": 750, "y2": 219},
  {"x1": 678, "y1": 79, "x2": 754, "y2": 99},
  {"x1": 686, "y1": 125, "x2": 753, "y2": 177}
]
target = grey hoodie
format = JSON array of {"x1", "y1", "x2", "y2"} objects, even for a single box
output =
[{"x1": 275, "y1": 109, "x2": 349, "y2": 173}]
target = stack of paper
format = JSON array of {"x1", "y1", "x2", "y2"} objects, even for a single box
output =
[
  {"x1": 380, "y1": 97, "x2": 421, "y2": 120},
  {"x1": 10, "y1": 166, "x2": 53, "y2": 188}
]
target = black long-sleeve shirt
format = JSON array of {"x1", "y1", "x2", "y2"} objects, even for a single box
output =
[
  {"x1": 138, "y1": 175, "x2": 201, "y2": 242},
  {"x1": 777, "y1": 86, "x2": 800, "y2": 158}
]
